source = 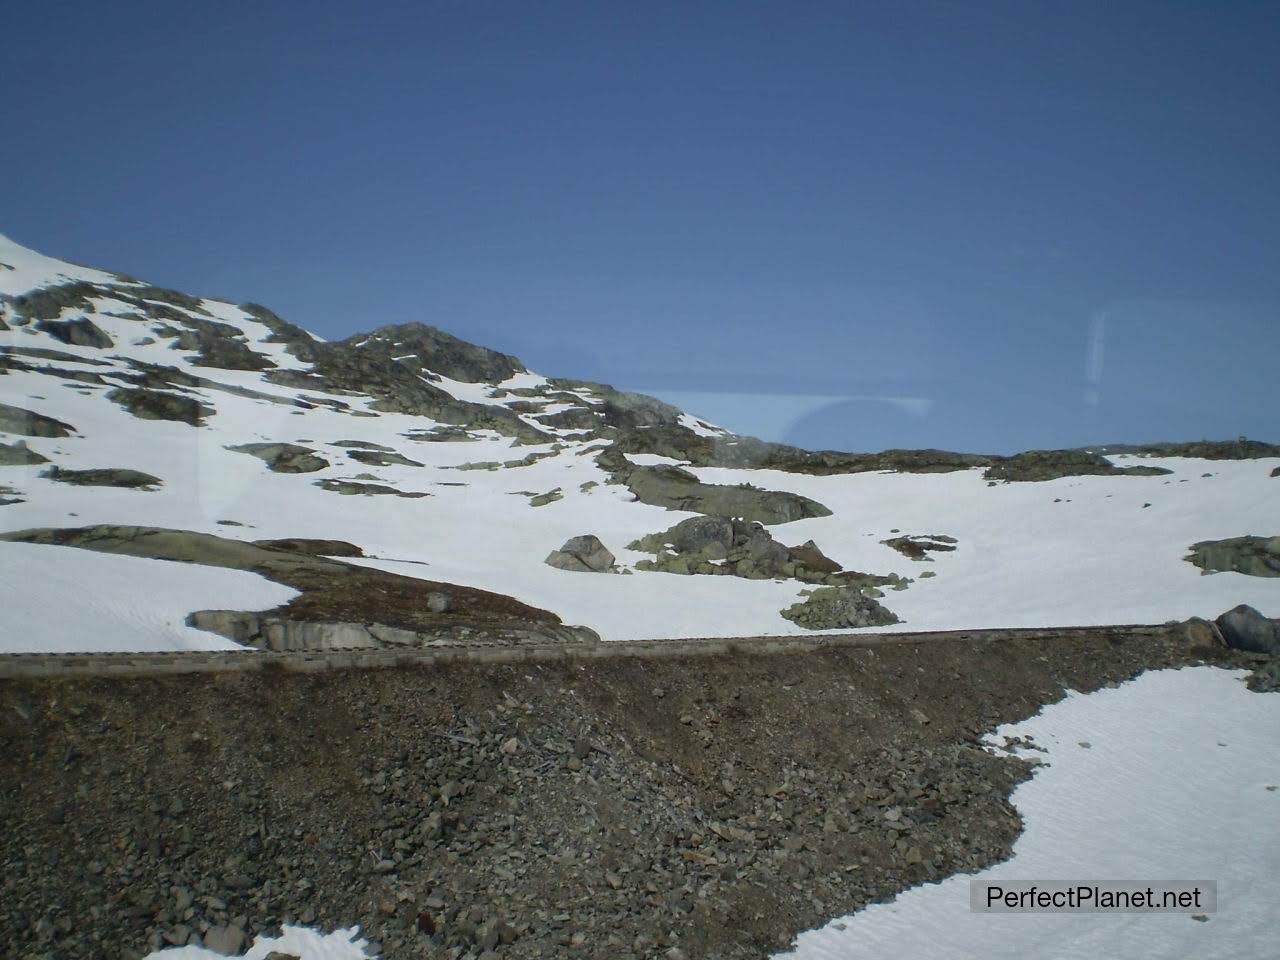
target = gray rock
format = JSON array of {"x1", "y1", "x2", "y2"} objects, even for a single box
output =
[
  {"x1": 228, "y1": 443, "x2": 330, "y2": 474},
  {"x1": 788, "y1": 540, "x2": 841, "y2": 574},
  {"x1": 314, "y1": 479, "x2": 431, "y2": 498},
  {"x1": 106, "y1": 387, "x2": 213, "y2": 426},
  {"x1": 202, "y1": 923, "x2": 246, "y2": 955},
  {"x1": 427, "y1": 592, "x2": 452, "y2": 613},
  {"x1": 34, "y1": 316, "x2": 114, "y2": 348},
  {"x1": 1215, "y1": 604, "x2": 1280, "y2": 654},
  {"x1": 1187, "y1": 536, "x2": 1280, "y2": 578},
  {"x1": 781, "y1": 587, "x2": 900, "y2": 631},
  {"x1": 40, "y1": 466, "x2": 162, "y2": 489},
  {"x1": 546, "y1": 535, "x2": 616, "y2": 573},
  {"x1": 0, "y1": 440, "x2": 48, "y2": 466},
  {"x1": 0, "y1": 401, "x2": 76, "y2": 437}
]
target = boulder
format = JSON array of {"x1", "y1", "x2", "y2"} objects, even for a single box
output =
[
  {"x1": 40, "y1": 466, "x2": 161, "y2": 489},
  {"x1": 1186, "y1": 536, "x2": 1280, "y2": 578},
  {"x1": 1215, "y1": 605, "x2": 1280, "y2": 655},
  {"x1": 227, "y1": 442, "x2": 330, "y2": 474},
  {"x1": 106, "y1": 387, "x2": 213, "y2": 426},
  {"x1": 34, "y1": 316, "x2": 113, "y2": 348},
  {"x1": 545, "y1": 535, "x2": 616, "y2": 573},
  {"x1": 0, "y1": 441, "x2": 48, "y2": 466},
  {"x1": 0, "y1": 402, "x2": 75, "y2": 437},
  {"x1": 1177, "y1": 617, "x2": 1224, "y2": 652},
  {"x1": 622, "y1": 463, "x2": 831, "y2": 525},
  {"x1": 781, "y1": 587, "x2": 900, "y2": 631},
  {"x1": 788, "y1": 539, "x2": 842, "y2": 574}
]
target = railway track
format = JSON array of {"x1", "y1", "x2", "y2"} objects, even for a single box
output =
[{"x1": 0, "y1": 623, "x2": 1174, "y2": 678}]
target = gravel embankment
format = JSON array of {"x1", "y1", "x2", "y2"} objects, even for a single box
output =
[{"x1": 0, "y1": 628, "x2": 1239, "y2": 959}]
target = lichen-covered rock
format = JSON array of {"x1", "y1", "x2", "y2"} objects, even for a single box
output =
[
  {"x1": 40, "y1": 466, "x2": 161, "y2": 490},
  {"x1": 882, "y1": 534, "x2": 958, "y2": 561},
  {"x1": 788, "y1": 539, "x2": 842, "y2": 574},
  {"x1": 314, "y1": 479, "x2": 431, "y2": 498},
  {"x1": 622, "y1": 463, "x2": 831, "y2": 524},
  {"x1": 106, "y1": 387, "x2": 213, "y2": 426},
  {"x1": 1186, "y1": 536, "x2": 1280, "y2": 578},
  {"x1": 346, "y1": 448, "x2": 423, "y2": 468},
  {"x1": 34, "y1": 316, "x2": 113, "y2": 348},
  {"x1": 0, "y1": 441, "x2": 48, "y2": 466},
  {"x1": 545, "y1": 535, "x2": 616, "y2": 573},
  {"x1": 781, "y1": 587, "x2": 900, "y2": 631},
  {"x1": 983, "y1": 450, "x2": 1172, "y2": 483},
  {"x1": 0, "y1": 402, "x2": 75, "y2": 437},
  {"x1": 227, "y1": 442, "x2": 329, "y2": 474}
]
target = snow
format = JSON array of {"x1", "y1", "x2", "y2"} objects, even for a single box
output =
[
  {"x1": 780, "y1": 667, "x2": 1280, "y2": 960},
  {"x1": 143, "y1": 924, "x2": 371, "y2": 959},
  {"x1": 0, "y1": 542, "x2": 296, "y2": 653},
  {"x1": 2, "y1": 232, "x2": 1279, "y2": 648},
  {"x1": 0, "y1": 232, "x2": 129, "y2": 294}
]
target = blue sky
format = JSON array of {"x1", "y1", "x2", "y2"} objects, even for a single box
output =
[{"x1": 4, "y1": 0, "x2": 1277, "y2": 454}]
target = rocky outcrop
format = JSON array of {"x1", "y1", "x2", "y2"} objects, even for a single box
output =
[
  {"x1": 1185, "y1": 536, "x2": 1280, "y2": 578},
  {"x1": 1214, "y1": 604, "x2": 1280, "y2": 655},
  {"x1": 789, "y1": 540, "x2": 842, "y2": 574},
  {"x1": 251, "y1": 538, "x2": 365, "y2": 557},
  {"x1": 0, "y1": 402, "x2": 75, "y2": 438},
  {"x1": 0, "y1": 525, "x2": 582, "y2": 648},
  {"x1": 39, "y1": 466, "x2": 161, "y2": 489},
  {"x1": 314, "y1": 479, "x2": 431, "y2": 498},
  {"x1": 227, "y1": 443, "x2": 330, "y2": 474},
  {"x1": 105, "y1": 387, "x2": 214, "y2": 426},
  {"x1": 628, "y1": 516, "x2": 905, "y2": 589},
  {"x1": 882, "y1": 534, "x2": 958, "y2": 562},
  {"x1": 0, "y1": 441, "x2": 48, "y2": 466},
  {"x1": 347, "y1": 449, "x2": 424, "y2": 468},
  {"x1": 545, "y1": 535, "x2": 617, "y2": 573},
  {"x1": 619, "y1": 462, "x2": 831, "y2": 525},
  {"x1": 350, "y1": 322, "x2": 527, "y2": 384},
  {"x1": 983, "y1": 450, "x2": 1172, "y2": 483},
  {"x1": 1087, "y1": 439, "x2": 1280, "y2": 461},
  {"x1": 33, "y1": 317, "x2": 113, "y2": 349},
  {"x1": 781, "y1": 586, "x2": 900, "y2": 630}
]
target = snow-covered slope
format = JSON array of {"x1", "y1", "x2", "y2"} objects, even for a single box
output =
[
  {"x1": 2, "y1": 232, "x2": 1278, "y2": 651},
  {"x1": 784, "y1": 666, "x2": 1280, "y2": 960}
]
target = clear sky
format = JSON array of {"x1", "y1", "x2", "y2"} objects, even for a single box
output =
[{"x1": 4, "y1": 1, "x2": 1277, "y2": 454}]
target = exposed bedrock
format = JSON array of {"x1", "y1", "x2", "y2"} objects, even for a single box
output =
[
  {"x1": 1186, "y1": 536, "x2": 1280, "y2": 578},
  {"x1": 628, "y1": 516, "x2": 905, "y2": 589},
  {"x1": 0, "y1": 402, "x2": 76, "y2": 438},
  {"x1": 619, "y1": 463, "x2": 831, "y2": 525}
]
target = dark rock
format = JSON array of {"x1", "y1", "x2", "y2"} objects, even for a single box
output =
[
  {"x1": 314, "y1": 479, "x2": 431, "y2": 498},
  {"x1": 0, "y1": 402, "x2": 75, "y2": 437},
  {"x1": 227, "y1": 443, "x2": 329, "y2": 474},
  {"x1": 0, "y1": 441, "x2": 48, "y2": 466},
  {"x1": 253, "y1": 538, "x2": 365, "y2": 558},
  {"x1": 984, "y1": 450, "x2": 1173, "y2": 483},
  {"x1": 347, "y1": 449, "x2": 423, "y2": 468},
  {"x1": 40, "y1": 466, "x2": 161, "y2": 490},
  {"x1": 1215, "y1": 605, "x2": 1280, "y2": 655},
  {"x1": 622, "y1": 464, "x2": 831, "y2": 525},
  {"x1": 882, "y1": 535, "x2": 959, "y2": 562},
  {"x1": 788, "y1": 540, "x2": 841, "y2": 574},
  {"x1": 34, "y1": 317, "x2": 113, "y2": 348},
  {"x1": 106, "y1": 387, "x2": 213, "y2": 426}
]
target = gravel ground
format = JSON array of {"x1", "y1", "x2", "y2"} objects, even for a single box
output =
[{"x1": 0, "y1": 628, "x2": 1246, "y2": 960}]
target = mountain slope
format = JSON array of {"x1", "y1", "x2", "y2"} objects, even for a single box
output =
[{"x1": 2, "y1": 233, "x2": 1278, "y2": 650}]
